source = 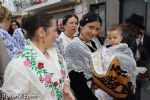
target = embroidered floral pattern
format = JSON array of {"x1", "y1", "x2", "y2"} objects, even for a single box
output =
[
  {"x1": 61, "y1": 70, "x2": 66, "y2": 78},
  {"x1": 38, "y1": 62, "x2": 44, "y2": 69},
  {"x1": 23, "y1": 59, "x2": 30, "y2": 67},
  {"x1": 44, "y1": 75, "x2": 52, "y2": 83},
  {"x1": 54, "y1": 82, "x2": 58, "y2": 87},
  {"x1": 40, "y1": 78, "x2": 44, "y2": 83},
  {"x1": 16, "y1": 47, "x2": 66, "y2": 100}
]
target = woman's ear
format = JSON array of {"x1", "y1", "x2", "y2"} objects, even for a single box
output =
[
  {"x1": 37, "y1": 27, "x2": 46, "y2": 38},
  {"x1": 79, "y1": 26, "x2": 83, "y2": 32},
  {"x1": 3, "y1": 17, "x2": 9, "y2": 24},
  {"x1": 80, "y1": 26, "x2": 83, "y2": 30}
]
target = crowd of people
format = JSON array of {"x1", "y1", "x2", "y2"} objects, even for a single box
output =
[{"x1": 0, "y1": 4, "x2": 150, "y2": 100}]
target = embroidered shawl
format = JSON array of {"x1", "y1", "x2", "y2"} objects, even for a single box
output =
[
  {"x1": 65, "y1": 37, "x2": 101, "y2": 79},
  {"x1": 1, "y1": 40, "x2": 69, "y2": 100}
]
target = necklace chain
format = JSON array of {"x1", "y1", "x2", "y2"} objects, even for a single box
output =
[{"x1": 64, "y1": 33, "x2": 73, "y2": 39}]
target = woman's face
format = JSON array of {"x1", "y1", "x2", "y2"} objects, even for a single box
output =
[
  {"x1": 11, "y1": 22, "x2": 19, "y2": 30},
  {"x1": 80, "y1": 21, "x2": 101, "y2": 42},
  {"x1": 44, "y1": 19, "x2": 58, "y2": 48},
  {"x1": 64, "y1": 16, "x2": 78, "y2": 35}
]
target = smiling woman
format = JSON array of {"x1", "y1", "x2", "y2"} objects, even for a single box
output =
[
  {"x1": 65, "y1": 12, "x2": 102, "y2": 100},
  {"x1": 1, "y1": 12, "x2": 75, "y2": 100}
]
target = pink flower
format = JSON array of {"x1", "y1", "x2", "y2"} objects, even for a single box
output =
[
  {"x1": 61, "y1": 70, "x2": 66, "y2": 78},
  {"x1": 38, "y1": 62, "x2": 44, "y2": 69},
  {"x1": 44, "y1": 75, "x2": 52, "y2": 83},
  {"x1": 23, "y1": 60, "x2": 30, "y2": 67}
]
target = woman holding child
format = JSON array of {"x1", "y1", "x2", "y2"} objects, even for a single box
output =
[
  {"x1": 65, "y1": 12, "x2": 102, "y2": 100},
  {"x1": 91, "y1": 24, "x2": 138, "y2": 100}
]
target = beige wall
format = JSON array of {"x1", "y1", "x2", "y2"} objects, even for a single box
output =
[
  {"x1": 84, "y1": 0, "x2": 120, "y2": 34},
  {"x1": 81, "y1": 0, "x2": 150, "y2": 34},
  {"x1": 106, "y1": 0, "x2": 119, "y2": 33}
]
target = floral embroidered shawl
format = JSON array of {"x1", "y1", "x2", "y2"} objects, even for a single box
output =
[{"x1": 2, "y1": 40, "x2": 69, "y2": 100}]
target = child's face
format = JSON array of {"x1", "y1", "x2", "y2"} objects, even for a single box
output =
[{"x1": 108, "y1": 30, "x2": 123, "y2": 45}]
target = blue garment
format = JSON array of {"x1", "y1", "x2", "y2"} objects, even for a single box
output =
[
  {"x1": 0, "y1": 28, "x2": 18, "y2": 59},
  {"x1": 13, "y1": 28, "x2": 25, "y2": 51}
]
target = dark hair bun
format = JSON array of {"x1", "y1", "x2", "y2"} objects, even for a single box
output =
[{"x1": 80, "y1": 12, "x2": 102, "y2": 26}]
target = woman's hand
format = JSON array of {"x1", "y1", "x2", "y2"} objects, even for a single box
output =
[{"x1": 63, "y1": 83, "x2": 75, "y2": 100}]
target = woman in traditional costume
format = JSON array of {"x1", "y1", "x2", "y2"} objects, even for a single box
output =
[
  {"x1": 65, "y1": 12, "x2": 102, "y2": 100},
  {"x1": 1, "y1": 12, "x2": 74, "y2": 100},
  {"x1": 56, "y1": 14, "x2": 78, "y2": 57}
]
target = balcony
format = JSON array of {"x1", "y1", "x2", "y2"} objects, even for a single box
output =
[{"x1": 24, "y1": 0, "x2": 78, "y2": 12}]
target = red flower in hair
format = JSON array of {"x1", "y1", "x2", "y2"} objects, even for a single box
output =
[{"x1": 38, "y1": 62, "x2": 44, "y2": 69}]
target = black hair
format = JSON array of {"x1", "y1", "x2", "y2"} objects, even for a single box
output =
[
  {"x1": 78, "y1": 12, "x2": 102, "y2": 33},
  {"x1": 21, "y1": 14, "x2": 31, "y2": 29},
  {"x1": 80, "y1": 12, "x2": 102, "y2": 27},
  {"x1": 24, "y1": 12, "x2": 54, "y2": 39},
  {"x1": 8, "y1": 20, "x2": 20, "y2": 35},
  {"x1": 11, "y1": 20, "x2": 20, "y2": 27},
  {"x1": 62, "y1": 14, "x2": 78, "y2": 25}
]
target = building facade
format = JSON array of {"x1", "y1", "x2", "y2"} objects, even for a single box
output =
[
  {"x1": 85, "y1": 0, "x2": 150, "y2": 36},
  {"x1": 14, "y1": 0, "x2": 150, "y2": 36}
]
